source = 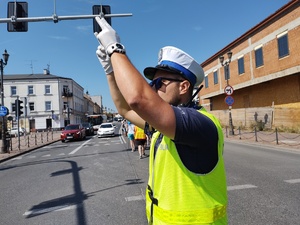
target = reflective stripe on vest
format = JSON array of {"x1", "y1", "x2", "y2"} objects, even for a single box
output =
[{"x1": 146, "y1": 197, "x2": 226, "y2": 224}]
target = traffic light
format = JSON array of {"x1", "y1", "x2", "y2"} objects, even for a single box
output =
[
  {"x1": 7, "y1": 2, "x2": 28, "y2": 32},
  {"x1": 15, "y1": 99, "x2": 24, "y2": 117},
  {"x1": 92, "y1": 5, "x2": 111, "y2": 33}
]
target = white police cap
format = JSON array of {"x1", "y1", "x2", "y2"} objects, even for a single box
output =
[{"x1": 144, "y1": 46, "x2": 204, "y2": 87}]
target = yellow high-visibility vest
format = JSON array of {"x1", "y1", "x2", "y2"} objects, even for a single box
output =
[
  {"x1": 134, "y1": 126, "x2": 146, "y2": 140},
  {"x1": 146, "y1": 109, "x2": 227, "y2": 225}
]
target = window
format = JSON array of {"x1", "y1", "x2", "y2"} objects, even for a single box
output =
[
  {"x1": 277, "y1": 31, "x2": 289, "y2": 58},
  {"x1": 11, "y1": 86, "x2": 17, "y2": 96},
  {"x1": 45, "y1": 85, "x2": 51, "y2": 94},
  {"x1": 11, "y1": 102, "x2": 16, "y2": 113},
  {"x1": 204, "y1": 75, "x2": 209, "y2": 88},
  {"x1": 29, "y1": 102, "x2": 35, "y2": 111},
  {"x1": 63, "y1": 102, "x2": 68, "y2": 110},
  {"x1": 238, "y1": 56, "x2": 245, "y2": 75},
  {"x1": 213, "y1": 71, "x2": 218, "y2": 85},
  {"x1": 28, "y1": 85, "x2": 34, "y2": 95},
  {"x1": 255, "y1": 46, "x2": 264, "y2": 67},
  {"x1": 45, "y1": 101, "x2": 51, "y2": 111}
]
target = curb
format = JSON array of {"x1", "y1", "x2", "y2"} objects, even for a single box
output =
[{"x1": 0, "y1": 139, "x2": 61, "y2": 163}]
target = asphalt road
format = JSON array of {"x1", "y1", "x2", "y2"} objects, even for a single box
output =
[{"x1": 0, "y1": 125, "x2": 299, "y2": 225}]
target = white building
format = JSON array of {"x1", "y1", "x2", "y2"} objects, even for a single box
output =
[{"x1": 3, "y1": 70, "x2": 85, "y2": 131}]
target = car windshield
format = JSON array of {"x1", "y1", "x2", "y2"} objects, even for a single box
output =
[
  {"x1": 82, "y1": 123, "x2": 90, "y2": 128},
  {"x1": 65, "y1": 125, "x2": 79, "y2": 130},
  {"x1": 100, "y1": 124, "x2": 112, "y2": 128}
]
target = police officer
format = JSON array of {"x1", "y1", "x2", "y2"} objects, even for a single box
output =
[{"x1": 94, "y1": 16, "x2": 227, "y2": 225}]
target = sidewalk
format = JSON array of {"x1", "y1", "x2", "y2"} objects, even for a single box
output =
[{"x1": 0, "y1": 131, "x2": 61, "y2": 163}]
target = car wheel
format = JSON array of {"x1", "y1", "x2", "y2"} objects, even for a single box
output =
[{"x1": 61, "y1": 140, "x2": 65, "y2": 143}]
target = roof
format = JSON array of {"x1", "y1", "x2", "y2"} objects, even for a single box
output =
[{"x1": 3, "y1": 73, "x2": 72, "y2": 81}]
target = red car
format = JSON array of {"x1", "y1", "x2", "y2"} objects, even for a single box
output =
[{"x1": 61, "y1": 124, "x2": 86, "y2": 142}]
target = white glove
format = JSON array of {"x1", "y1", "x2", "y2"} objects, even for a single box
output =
[
  {"x1": 95, "y1": 16, "x2": 125, "y2": 57},
  {"x1": 96, "y1": 44, "x2": 113, "y2": 74}
]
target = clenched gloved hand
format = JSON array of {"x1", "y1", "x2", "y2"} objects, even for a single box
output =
[
  {"x1": 95, "y1": 42, "x2": 113, "y2": 74},
  {"x1": 95, "y1": 16, "x2": 125, "y2": 57}
]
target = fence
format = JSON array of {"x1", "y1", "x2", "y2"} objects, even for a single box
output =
[
  {"x1": 3, "y1": 130, "x2": 61, "y2": 153},
  {"x1": 225, "y1": 126, "x2": 300, "y2": 149}
]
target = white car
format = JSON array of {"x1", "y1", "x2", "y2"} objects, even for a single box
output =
[
  {"x1": 10, "y1": 127, "x2": 25, "y2": 136},
  {"x1": 97, "y1": 123, "x2": 116, "y2": 138}
]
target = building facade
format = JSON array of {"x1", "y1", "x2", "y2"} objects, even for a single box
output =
[
  {"x1": 3, "y1": 71, "x2": 86, "y2": 131},
  {"x1": 200, "y1": 0, "x2": 300, "y2": 130}
]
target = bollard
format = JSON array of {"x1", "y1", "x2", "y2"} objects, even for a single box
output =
[
  {"x1": 225, "y1": 126, "x2": 228, "y2": 138},
  {"x1": 275, "y1": 128, "x2": 279, "y2": 145},
  {"x1": 255, "y1": 127, "x2": 258, "y2": 142},
  {"x1": 238, "y1": 127, "x2": 241, "y2": 140},
  {"x1": 35, "y1": 133, "x2": 37, "y2": 145}
]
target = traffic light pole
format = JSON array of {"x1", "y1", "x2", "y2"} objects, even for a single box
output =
[
  {"x1": 0, "y1": 58, "x2": 7, "y2": 153},
  {"x1": 16, "y1": 96, "x2": 21, "y2": 150}
]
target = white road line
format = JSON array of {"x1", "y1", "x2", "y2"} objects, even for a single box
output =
[
  {"x1": 58, "y1": 153, "x2": 65, "y2": 156},
  {"x1": 27, "y1": 156, "x2": 36, "y2": 158},
  {"x1": 23, "y1": 204, "x2": 78, "y2": 216},
  {"x1": 284, "y1": 178, "x2": 300, "y2": 184},
  {"x1": 11, "y1": 156, "x2": 22, "y2": 160},
  {"x1": 42, "y1": 154, "x2": 51, "y2": 157},
  {"x1": 69, "y1": 139, "x2": 92, "y2": 155},
  {"x1": 125, "y1": 195, "x2": 144, "y2": 201},
  {"x1": 227, "y1": 184, "x2": 257, "y2": 191}
]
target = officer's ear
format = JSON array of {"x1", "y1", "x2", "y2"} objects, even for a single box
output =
[{"x1": 179, "y1": 80, "x2": 191, "y2": 94}]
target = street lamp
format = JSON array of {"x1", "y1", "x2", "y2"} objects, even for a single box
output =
[
  {"x1": 1, "y1": 49, "x2": 9, "y2": 153},
  {"x1": 219, "y1": 51, "x2": 234, "y2": 135}
]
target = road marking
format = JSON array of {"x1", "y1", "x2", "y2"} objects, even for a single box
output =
[
  {"x1": 23, "y1": 204, "x2": 78, "y2": 216},
  {"x1": 11, "y1": 156, "x2": 22, "y2": 160},
  {"x1": 27, "y1": 156, "x2": 36, "y2": 158},
  {"x1": 58, "y1": 153, "x2": 65, "y2": 156},
  {"x1": 42, "y1": 154, "x2": 51, "y2": 157},
  {"x1": 125, "y1": 195, "x2": 144, "y2": 201},
  {"x1": 284, "y1": 179, "x2": 300, "y2": 184},
  {"x1": 69, "y1": 139, "x2": 92, "y2": 155},
  {"x1": 227, "y1": 184, "x2": 257, "y2": 191}
]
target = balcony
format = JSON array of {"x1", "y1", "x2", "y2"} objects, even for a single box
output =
[{"x1": 62, "y1": 91, "x2": 73, "y2": 98}]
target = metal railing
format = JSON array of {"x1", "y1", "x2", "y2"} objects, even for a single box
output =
[{"x1": 224, "y1": 126, "x2": 300, "y2": 148}]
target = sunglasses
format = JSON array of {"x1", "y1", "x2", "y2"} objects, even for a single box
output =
[{"x1": 149, "y1": 77, "x2": 184, "y2": 90}]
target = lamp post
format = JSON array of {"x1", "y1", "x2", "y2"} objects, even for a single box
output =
[
  {"x1": 219, "y1": 51, "x2": 234, "y2": 135},
  {"x1": 1, "y1": 49, "x2": 9, "y2": 153}
]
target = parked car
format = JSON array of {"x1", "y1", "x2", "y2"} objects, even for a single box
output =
[
  {"x1": 60, "y1": 124, "x2": 86, "y2": 142},
  {"x1": 97, "y1": 123, "x2": 116, "y2": 138},
  {"x1": 9, "y1": 127, "x2": 25, "y2": 136},
  {"x1": 82, "y1": 122, "x2": 94, "y2": 136}
]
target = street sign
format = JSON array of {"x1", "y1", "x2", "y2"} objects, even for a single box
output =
[
  {"x1": 225, "y1": 96, "x2": 234, "y2": 106},
  {"x1": 0, "y1": 106, "x2": 9, "y2": 116},
  {"x1": 224, "y1": 85, "x2": 234, "y2": 96}
]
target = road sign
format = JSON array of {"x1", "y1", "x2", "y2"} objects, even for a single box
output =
[
  {"x1": 224, "y1": 85, "x2": 234, "y2": 96},
  {"x1": 0, "y1": 106, "x2": 9, "y2": 116},
  {"x1": 225, "y1": 96, "x2": 234, "y2": 106}
]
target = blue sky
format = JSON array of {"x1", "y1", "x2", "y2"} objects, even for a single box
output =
[{"x1": 0, "y1": 0, "x2": 290, "y2": 112}]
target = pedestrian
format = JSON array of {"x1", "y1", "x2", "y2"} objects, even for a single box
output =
[
  {"x1": 127, "y1": 121, "x2": 135, "y2": 152},
  {"x1": 134, "y1": 126, "x2": 147, "y2": 159},
  {"x1": 94, "y1": 16, "x2": 227, "y2": 224}
]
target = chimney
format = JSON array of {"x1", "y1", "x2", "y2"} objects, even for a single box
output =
[{"x1": 43, "y1": 69, "x2": 50, "y2": 75}]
